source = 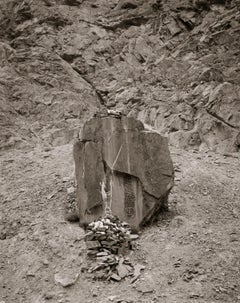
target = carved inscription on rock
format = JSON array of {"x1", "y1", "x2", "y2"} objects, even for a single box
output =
[
  {"x1": 124, "y1": 174, "x2": 136, "y2": 218},
  {"x1": 74, "y1": 115, "x2": 174, "y2": 229}
]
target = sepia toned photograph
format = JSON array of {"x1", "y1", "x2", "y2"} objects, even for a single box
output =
[{"x1": 0, "y1": 0, "x2": 239, "y2": 302}]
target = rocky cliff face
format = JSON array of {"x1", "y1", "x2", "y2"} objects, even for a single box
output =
[{"x1": 0, "y1": 0, "x2": 239, "y2": 152}]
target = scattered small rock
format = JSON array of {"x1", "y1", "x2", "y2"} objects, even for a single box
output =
[
  {"x1": 54, "y1": 272, "x2": 79, "y2": 287},
  {"x1": 43, "y1": 259, "x2": 49, "y2": 266},
  {"x1": 173, "y1": 259, "x2": 182, "y2": 268},
  {"x1": 92, "y1": 289, "x2": 98, "y2": 297},
  {"x1": 129, "y1": 234, "x2": 139, "y2": 241},
  {"x1": 111, "y1": 273, "x2": 122, "y2": 281},
  {"x1": 63, "y1": 177, "x2": 71, "y2": 182},
  {"x1": 130, "y1": 264, "x2": 145, "y2": 283},
  {"x1": 44, "y1": 147, "x2": 52, "y2": 152},
  {"x1": 0, "y1": 231, "x2": 7, "y2": 240},
  {"x1": 47, "y1": 192, "x2": 56, "y2": 200},
  {"x1": 67, "y1": 187, "x2": 75, "y2": 194},
  {"x1": 136, "y1": 283, "x2": 154, "y2": 294},
  {"x1": 43, "y1": 293, "x2": 54, "y2": 300}
]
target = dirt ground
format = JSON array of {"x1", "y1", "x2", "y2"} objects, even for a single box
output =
[{"x1": 0, "y1": 144, "x2": 239, "y2": 303}]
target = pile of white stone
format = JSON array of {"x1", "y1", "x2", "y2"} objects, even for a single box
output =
[{"x1": 83, "y1": 215, "x2": 140, "y2": 281}]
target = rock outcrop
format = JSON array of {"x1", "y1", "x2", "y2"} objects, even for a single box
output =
[
  {"x1": 73, "y1": 114, "x2": 174, "y2": 230},
  {"x1": 0, "y1": 0, "x2": 239, "y2": 152}
]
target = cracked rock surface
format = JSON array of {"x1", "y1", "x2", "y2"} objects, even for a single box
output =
[
  {"x1": 74, "y1": 115, "x2": 174, "y2": 229},
  {"x1": 0, "y1": 0, "x2": 240, "y2": 152}
]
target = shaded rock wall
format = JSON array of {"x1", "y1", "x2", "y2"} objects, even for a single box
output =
[{"x1": 0, "y1": 0, "x2": 239, "y2": 152}]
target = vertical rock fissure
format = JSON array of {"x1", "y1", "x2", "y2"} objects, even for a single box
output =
[{"x1": 122, "y1": 125, "x2": 131, "y2": 174}]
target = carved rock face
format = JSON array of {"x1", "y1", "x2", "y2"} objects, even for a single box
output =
[{"x1": 73, "y1": 115, "x2": 174, "y2": 230}]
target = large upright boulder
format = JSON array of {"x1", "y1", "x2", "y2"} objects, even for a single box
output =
[{"x1": 73, "y1": 113, "x2": 174, "y2": 230}]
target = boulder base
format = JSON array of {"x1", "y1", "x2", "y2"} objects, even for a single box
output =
[{"x1": 74, "y1": 115, "x2": 174, "y2": 230}]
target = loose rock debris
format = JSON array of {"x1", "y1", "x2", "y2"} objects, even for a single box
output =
[
  {"x1": 82, "y1": 215, "x2": 144, "y2": 282},
  {"x1": 54, "y1": 272, "x2": 79, "y2": 287}
]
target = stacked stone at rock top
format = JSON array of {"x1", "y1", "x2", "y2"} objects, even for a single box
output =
[{"x1": 73, "y1": 113, "x2": 174, "y2": 230}]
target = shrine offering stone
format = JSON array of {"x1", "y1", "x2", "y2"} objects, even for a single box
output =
[{"x1": 73, "y1": 115, "x2": 174, "y2": 230}]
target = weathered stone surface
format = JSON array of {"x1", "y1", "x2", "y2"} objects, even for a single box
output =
[
  {"x1": 74, "y1": 115, "x2": 174, "y2": 229},
  {"x1": 54, "y1": 272, "x2": 79, "y2": 287},
  {"x1": 1, "y1": 1, "x2": 240, "y2": 152}
]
